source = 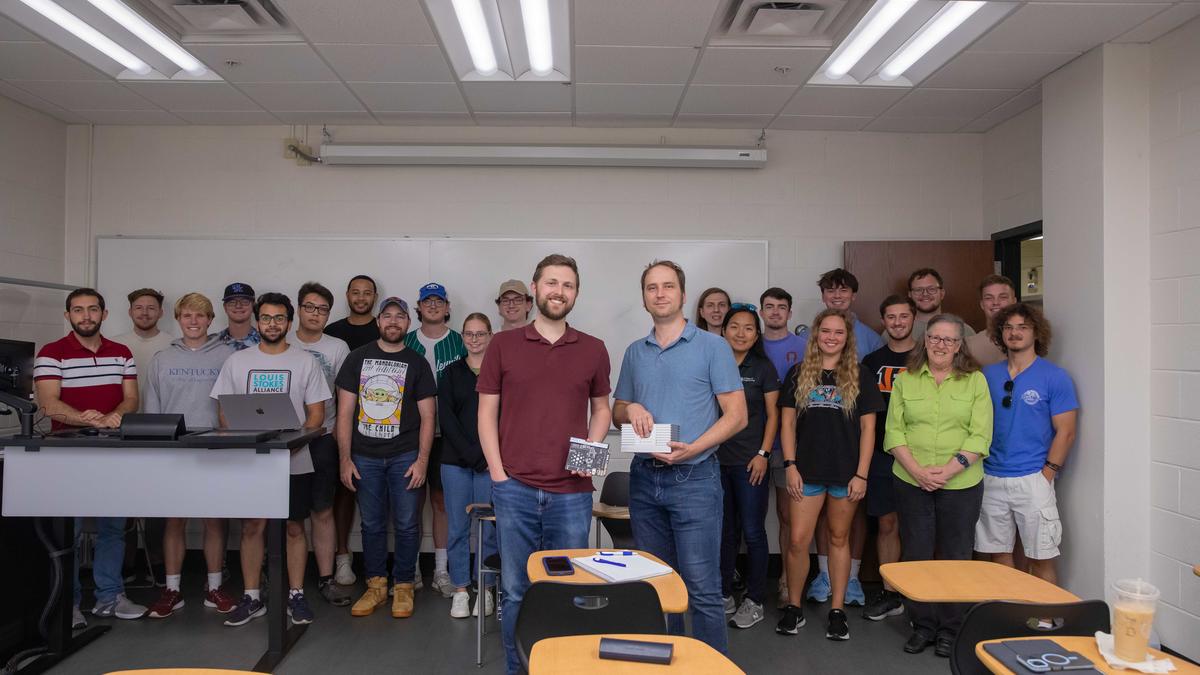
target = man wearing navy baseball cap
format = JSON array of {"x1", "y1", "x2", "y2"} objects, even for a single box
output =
[
  {"x1": 218, "y1": 282, "x2": 260, "y2": 351},
  {"x1": 402, "y1": 282, "x2": 466, "y2": 596}
]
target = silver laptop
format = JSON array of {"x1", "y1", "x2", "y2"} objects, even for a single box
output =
[{"x1": 218, "y1": 393, "x2": 301, "y2": 431}]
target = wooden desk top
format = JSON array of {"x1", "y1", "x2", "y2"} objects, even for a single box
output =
[
  {"x1": 880, "y1": 560, "x2": 1080, "y2": 603},
  {"x1": 528, "y1": 549, "x2": 689, "y2": 614},
  {"x1": 592, "y1": 503, "x2": 630, "y2": 519},
  {"x1": 529, "y1": 634, "x2": 743, "y2": 674},
  {"x1": 975, "y1": 636, "x2": 1200, "y2": 675}
]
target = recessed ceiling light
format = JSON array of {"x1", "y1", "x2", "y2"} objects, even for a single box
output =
[
  {"x1": 88, "y1": 0, "x2": 208, "y2": 76},
  {"x1": 824, "y1": 0, "x2": 917, "y2": 80},
  {"x1": 451, "y1": 0, "x2": 498, "y2": 76},
  {"x1": 19, "y1": 0, "x2": 152, "y2": 75},
  {"x1": 879, "y1": 1, "x2": 985, "y2": 81},
  {"x1": 520, "y1": 0, "x2": 553, "y2": 76}
]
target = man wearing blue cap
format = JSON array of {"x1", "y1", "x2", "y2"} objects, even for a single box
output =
[
  {"x1": 403, "y1": 282, "x2": 467, "y2": 596},
  {"x1": 218, "y1": 282, "x2": 261, "y2": 351}
]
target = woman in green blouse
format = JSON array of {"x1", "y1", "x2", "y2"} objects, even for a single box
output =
[{"x1": 884, "y1": 314, "x2": 992, "y2": 657}]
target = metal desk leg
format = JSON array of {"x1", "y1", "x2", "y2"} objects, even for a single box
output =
[
  {"x1": 476, "y1": 515, "x2": 484, "y2": 667},
  {"x1": 253, "y1": 518, "x2": 306, "y2": 673}
]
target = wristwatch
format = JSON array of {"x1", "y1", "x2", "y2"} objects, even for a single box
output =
[
  {"x1": 782, "y1": 459, "x2": 797, "y2": 469},
  {"x1": 756, "y1": 449, "x2": 771, "y2": 459},
  {"x1": 953, "y1": 452, "x2": 970, "y2": 469}
]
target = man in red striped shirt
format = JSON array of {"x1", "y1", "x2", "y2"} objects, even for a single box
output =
[{"x1": 34, "y1": 288, "x2": 144, "y2": 626}]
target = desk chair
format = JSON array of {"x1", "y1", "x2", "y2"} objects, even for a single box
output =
[
  {"x1": 515, "y1": 580, "x2": 666, "y2": 672},
  {"x1": 467, "y1": 503, "x2": 500, "y2": 667},
  {"x1": 592, "y1": 471, "x2": 634, "y2": 549},
  {"x1": 951, "y1": 599, "x2": 1111, "y2": 675}
]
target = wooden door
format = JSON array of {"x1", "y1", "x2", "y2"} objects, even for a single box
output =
[{"x1": 845, "y1": 241, "x2": 995, "y2": 333}]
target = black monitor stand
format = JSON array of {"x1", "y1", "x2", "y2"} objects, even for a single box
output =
[{"x1": 0, "y1": 390, "x2": 36, "y2": 439}]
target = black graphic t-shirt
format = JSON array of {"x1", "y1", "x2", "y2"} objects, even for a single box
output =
[
  {"x1": 334, "y1": 343, "x2": 436, "y2": 458},
  {"x1": 779, "y1": 366, "x2": 885, "y2": 485},
  {"x1": 717, "y1": 352, "x2": 781, "y2": 466},
  {"x1": 325, "y1": 317, "x2": 380, "y2": 351}
]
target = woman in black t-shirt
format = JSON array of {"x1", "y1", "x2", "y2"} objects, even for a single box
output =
[
  {"x1": 777, "y1": 309, "x2": 884, "y2": 641},
  {"x1": 716, "y1": 305, "x2": 781, "y2": 629}
]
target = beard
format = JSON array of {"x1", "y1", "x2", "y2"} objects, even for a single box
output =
[
  {"x1": 886, "y1": 325, "x2": 913, "y2": 342},
  {"x1": 380, "y1": 326, "x2": 406, "y2": 344},
  {"x1": 536, "y1": 294, "x2": 574, "y2": 321},
  {"x1": 71, "y1": 320, "x2": 101, "y2": 338},
  {"x1": 260, "y1": 330, "x2": 285, "y2": 345}
]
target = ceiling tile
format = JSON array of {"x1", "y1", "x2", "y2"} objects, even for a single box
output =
[
  {"x1": 75, "y1": 109, "x2": 185, "y2": 125},
  {"x1": 782, "y1": 86, "x2": 907, "y2": 116},
  {"x1": 374, "y1": 112, "x2": 474, "y2": 125},
  {"x1": 237, "y1": 82, "x2": 365, "y2": 111},
  {"x1": 123, "y1": 82, "x2": 261, "y2": 111},
  {"x1": 0, "y1": 15, "x2": 38, "y2": 41},
  {"x1": 315, "y1": 44, "x2": 453, "y2": 83},
  {"x1": 575, "y1": 113, "x2": 674, "y2": 127},
  {"x1": 883, "y1": 88, "x2": 1022, "y2": 119},
  {"x1": 271, "y1": 111, "x2": 378, "y2": 125},
  {"x1": 674, "y1": 114, "x2": 775, "y2": 128},
  {"x1": 679, "y1": 84, "x2": 795, "y2": 115},
  {"x1": 960, "y1": 86, "x2": 1042, "y2": 132},
  {"x1": 474, "y1": 113, "x2": 573, "y2": 126},
  {"x1": 0, "y1": 42, "x2": 107, "y2": 80},
  {"x1": 692, "y1": 48, "x2": 827, "y2": 86},
  {"x1": 575, "y1": 46, "x2": 698, "y2": 84},
  {"x1": 865, "y1": 117, "x2": 974, "y2": 133},
  {"x1": 1114, "y1": 3, "x2": 1200, "y2": 43},
  {"x1": 770, "y1": 115, "x2": 873, "y2": 131},
  {"x1": 172, "y1": 110, "x2": 282, "y2": 125},
  {"x1": 575, "y1": 84, "x2": 684, "y2": 115},
  {"x1": 0, "y1": 80, "x2": 88, "y2": 123},
  {"x1": 14, "y1": 81, "x2": 156, "y2": 110},
  {"x1": 349, "y1": 82, "x2": 466, "y2": 112},
  {"x1": 461, "y1": 82, "x2": 572, "y2": 112},
  {"x1": 971, "y1": 2, "x2": 1171, "y2": 53},
  {"x1": 923, "y1": 51, "x2": 1078, "y2": 90},
  {"x1": 272, "y1": 0, "x2": 436, "y2": 44},
  {"x1": 575, "y1": 0, "x2": 722, "y2": 46},
  {"x1": 188, "y1": 44, "x2": 337, "y2": 83}
]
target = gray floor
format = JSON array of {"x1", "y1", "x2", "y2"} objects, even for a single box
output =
[{"x1": 48, "y1": 571, "x2": 951, "y2": 674}]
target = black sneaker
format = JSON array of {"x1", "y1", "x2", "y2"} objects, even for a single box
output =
[
  {"x1": 863, "y1": 590, "x2": 905, "y2": 621},
  {"x1": 223, "y1": 595, "x2": 266, "y2": 627},
  {"x1": 775, "y1": 604, "x2": 805, "y2": 635},
  {"x1": 826, "y1": 608, "x2": 850, "y2": 641},
  {"x1": 732, "y1": 568, "x2": 746, "y2": 593}
]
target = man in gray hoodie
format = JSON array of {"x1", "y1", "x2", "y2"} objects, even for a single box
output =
[{"x1": 142, "y1": 292, "x2": 238, "y2": 619}]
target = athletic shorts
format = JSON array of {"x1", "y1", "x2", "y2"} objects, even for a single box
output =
[
  {"x1": 974, "y1": 471, "x2": 1062, "y2": 560},
  {"x1": 866, "y1": 452, "x2": 897, "y2": 517},
  {"x1": 425, "y1": 437, "x2": 443, "y2": 492},
  {"x1": 772, "y1": 466, "x2": 789, "y2": 490},
  {"x1": 308, "y1": 433, "x2": 339, "y2": 512},
  {"x1": 802, "y1": 483, "x2": 849, "y2": 499},
  {"x1": 289, "y1": 473, "x2": 313, "y2": 523}
]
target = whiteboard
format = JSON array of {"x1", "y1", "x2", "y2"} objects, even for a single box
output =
[{"x1": 96, "y1": 236, "x2": 768, "y2": 385}]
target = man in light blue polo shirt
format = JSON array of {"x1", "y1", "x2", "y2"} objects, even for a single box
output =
[
  {"x1": 613, "y1": 260, "x2": 747, "y2": 654},
  {"x1": 974, "y1": 303, "x2": 1078, "y2": 585}
]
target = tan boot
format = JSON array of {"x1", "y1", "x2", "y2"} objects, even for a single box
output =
[
  {"x1": 391, "y1": 583, "x2": 414, "y2": 618},
  {"x1": 350, "y1": 576, "x2": 388, "y2": 617}
]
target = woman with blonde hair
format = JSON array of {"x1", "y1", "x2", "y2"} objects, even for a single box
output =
[{"x1": 776, "y1": 309, "x2": 883, "y2": 641}]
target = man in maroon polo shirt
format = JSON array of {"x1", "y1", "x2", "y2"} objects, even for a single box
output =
[{"x1": 477, "y1": 253, "x2": 612, "y2": 675}]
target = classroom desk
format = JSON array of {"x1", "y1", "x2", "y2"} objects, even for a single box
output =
[
  {"x1": 527, "y1": 550, "x2": 689, "y2": 614},
  {"x1": 975, "y1": 636, "x2": 1200, "y2": 675},
  {"x1": 591, "y1": 503, "x2": 630, "y2": 548},
  {"x1": 2, "y1": 429, "x2": 322, "y2": 674},
  {"x1": 528, "y1": 634, "x2": 743, "y2": 674},
  {"x1": 880, "y1": 560, "x2": 1080, "y2": 603}
]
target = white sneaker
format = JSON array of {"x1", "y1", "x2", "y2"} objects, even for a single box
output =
[
  {"x1": 472, "y1": 588, "x2": 494, "y2": 617},
  {"x1": 432, "y1": 570, "x2": 455, "y2": 598},
  {"x1": 414, "y1": 567, "x2": 424, "y2": 591},
  {"x1": 334, "y1": 554, "x2": 356, "y2": 586},
  {"x1": 450, "y1": 591, "x2": 470, "y2": 618}
]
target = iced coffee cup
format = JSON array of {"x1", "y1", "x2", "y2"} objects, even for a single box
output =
[{"x1": 1111, "y1": 578, "x2": 1160, "y2": 662}]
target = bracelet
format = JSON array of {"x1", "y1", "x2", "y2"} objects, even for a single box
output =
[
  {"x1": 1044, "y1": 461, "x2": 1062, "y2": 472},
  {"x1": 853, "y1": 473, "x2": 867, "y2": 482}
]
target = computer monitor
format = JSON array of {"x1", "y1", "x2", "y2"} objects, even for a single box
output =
[{"x1": 0, "y1": 338, "x2": 34, "y2": 400}]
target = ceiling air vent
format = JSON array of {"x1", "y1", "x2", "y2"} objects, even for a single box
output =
[
  {"x1": 134, "y1": 0, "x2": 296, "y2": 39},
  {"x1": 712, "y1": 0, "x2": 869, "y2": 47}
]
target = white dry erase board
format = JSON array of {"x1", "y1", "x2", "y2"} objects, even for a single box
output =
[{"x1": 96, "y1": 236, "x2": 768, "y2": 384}]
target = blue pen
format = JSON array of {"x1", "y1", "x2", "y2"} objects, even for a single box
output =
[
  {"x1": 592, "y1": 557, "x2": 627, "y2": 568},
  {"x1": 598, "y1": 551, "x2": 634, "y2": 556}
]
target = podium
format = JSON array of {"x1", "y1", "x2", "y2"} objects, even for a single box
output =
[{"x1": 1, "y1": 429, "x2": 323, "y2": 673}]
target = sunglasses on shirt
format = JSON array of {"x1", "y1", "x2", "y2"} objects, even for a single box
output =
[{"x1": 1003, "y1": 380, "x2": 1014, "y2": 408}]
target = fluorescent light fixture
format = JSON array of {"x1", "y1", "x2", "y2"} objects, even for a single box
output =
[
  {"x1": 451, "y1": 0, "x2": 498, "y2": 76},
  {"x1": 319, "y1": 143, "x2": 767, "y2": 168},
  {"x1": 88, "y1": 0, "x2": 207, "y2": 76},
  {"x1": 19, "y1": 0, "x2": 152, "y2": 75},
  {"x1": 880, "y1": 1, "x2": 985, "y2": 81},
  {"x1": 520, "y1": 0, "x2": 553, "y2": 76},
  {"x1": 824, "y1": 0, "x2": 917, "y2": 80}
]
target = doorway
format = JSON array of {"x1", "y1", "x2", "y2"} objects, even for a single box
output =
[{"x1": 993, "y1": 221, "x2": 1044, "y2": 304}]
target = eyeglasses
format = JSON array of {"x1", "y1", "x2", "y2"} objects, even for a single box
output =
[
  {"x1": 420, "y1": 298, "x2": 447, "y2": 307},
  {"x1": 730, "y1": 302, "x2": 757, "y2": 312},
  {"x1": 1002, "y1": 379, "x2": 1014, "y2": 408},
  {"x1": 258, "y1": 314, "x2": 289, "y2": 325},
  {"x1": 463, "y1": 331, "x2": 491, "y2": 340},
  {"x1": 910, "y1": 286, "x2": 942, "y2": 297},
  {"x1": 225, "y1": 298, "x2": 252, "y2": 308},
  {"x1": 301, "y1": 303, "x2": 331, "y2": 316},
  {"x1": 926, "y1": 335, "x2": 960, "y2": 346},
  {"x1": 498, "y1": 297, "x2": 526, "y2": 307},
  {"x1": 1001, "y1": 324, "x2": 1032, "y2": 333}
]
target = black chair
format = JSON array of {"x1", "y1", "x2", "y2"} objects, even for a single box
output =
[
  {"x1": 515, "y1": 581, "x2": 666, "y2": 671},
  {"x1": 952, "y1": 600, "x2": 1111, "y2": 675},
  {"x1": 594, "y1": 471, "x2": 635, "y2": 549}
]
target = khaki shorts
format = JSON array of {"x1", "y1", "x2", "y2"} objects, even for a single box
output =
[{"x1": 974, "y1": 471, "x2": 1062, "y2": 560}]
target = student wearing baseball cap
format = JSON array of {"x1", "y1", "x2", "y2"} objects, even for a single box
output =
[
  {"x1": 495, "y1": 279, "x2": 533, "y2": 332},
  {"x1": 218, "y1": 282, "x2": 260, "y2": 351}
]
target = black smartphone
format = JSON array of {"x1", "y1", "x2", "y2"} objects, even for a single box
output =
[{"x1": 542, "y1": 556, "x2": 574, "y2": 576}]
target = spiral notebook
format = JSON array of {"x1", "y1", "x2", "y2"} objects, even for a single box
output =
[{"x1": 571, "y1": 553, "x2": 674, "y2": 583}]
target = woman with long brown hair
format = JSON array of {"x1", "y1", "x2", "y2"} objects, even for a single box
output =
[
  {"x1": 694, "y1": 287, "x2": 731, "y2": 335},
  {"x1": 776, "y1": 309, "x2": 883, "y2": 641}
]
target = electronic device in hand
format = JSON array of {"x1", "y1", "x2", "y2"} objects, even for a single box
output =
[
  {"x1": 564, "y1": 437, "x2": 610, "y2": 475},
  {"x1": 542, "y1": 556, "x2": 574, "y2": 576},
  {"x1": 598, "y1": 637, "x2": 674, "y2": 665}
]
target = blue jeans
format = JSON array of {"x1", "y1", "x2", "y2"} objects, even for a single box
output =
[
  {"x1": 353, "y1": 452, "x2": 423, "y2": 584},
  {"x1": 720, "y1": 463, "x2": 770, "y2": 604},
  {"x1": 73, "y1": 516, "x2": 126, "y2": 606},
  {"x1": 630, "y1": 455, "x2": 727, "y2": 654},
  {"x1": 440, "y1": 463, "x2": 496, "y2": 590},
  {"x1": 491, "y1": 477, "x2": 592, "y2": 675}
]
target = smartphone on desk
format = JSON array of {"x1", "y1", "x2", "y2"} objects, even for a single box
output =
[{"x1": 543, "y1": 556, "x2": 574, "y2": 576}]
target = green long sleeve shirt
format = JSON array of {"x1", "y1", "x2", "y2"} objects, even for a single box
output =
[{"x1": 883, "y1": 365, "x2": 993, "y2": 490}]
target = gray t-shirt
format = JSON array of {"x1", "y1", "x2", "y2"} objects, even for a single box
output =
[
  {"x1": 292, "y1": 332, "x2": 350, "y2": 430},
  {"x1": 210, "y1": 344, "x2": 331, "y2": 474}
]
